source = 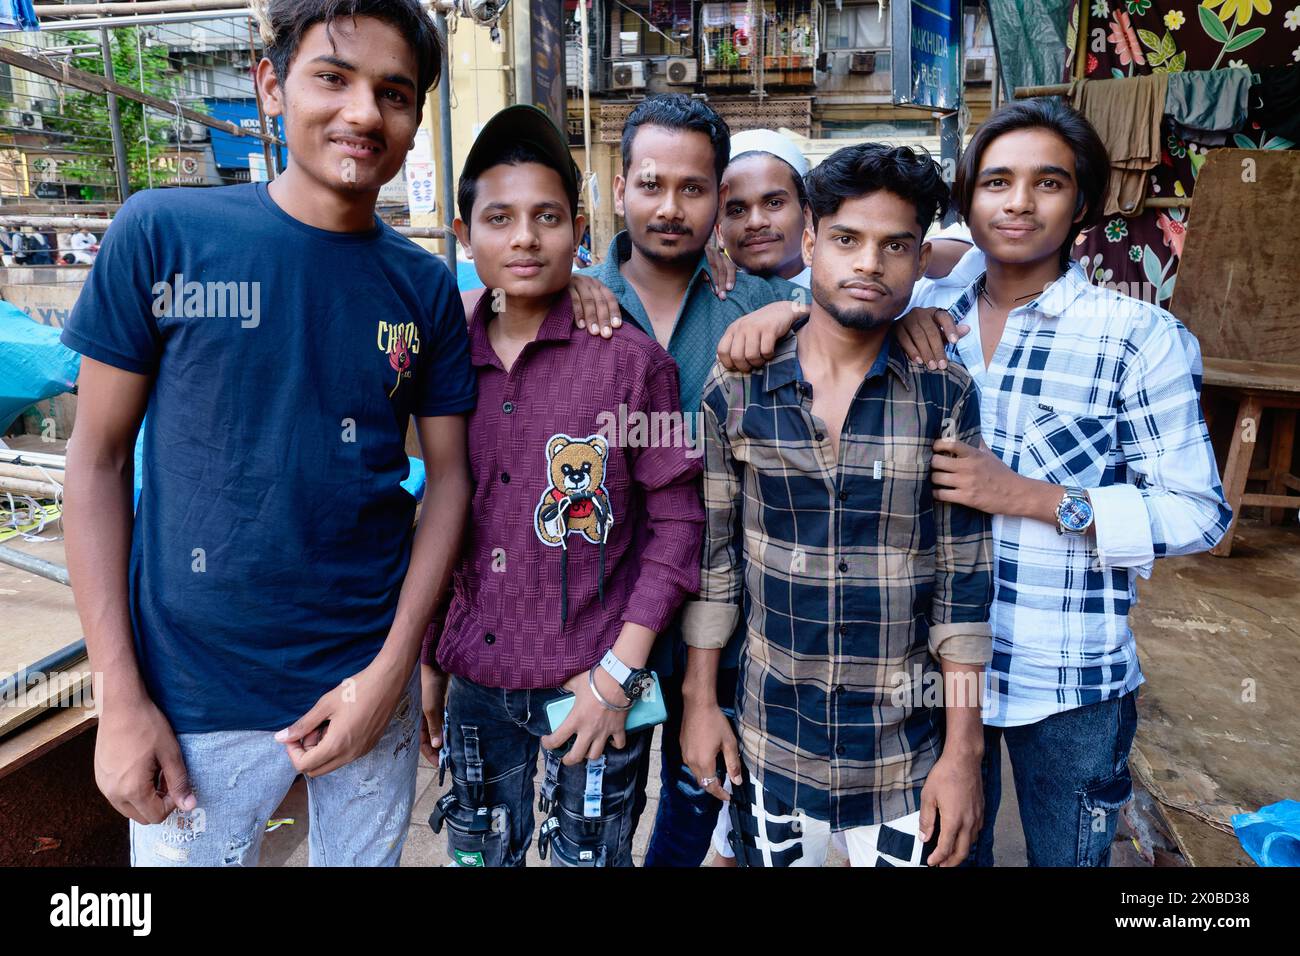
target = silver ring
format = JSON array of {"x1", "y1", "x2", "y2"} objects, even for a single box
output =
[{"x1": 699, "y1": 775, "x2": 716, "y2": 788}]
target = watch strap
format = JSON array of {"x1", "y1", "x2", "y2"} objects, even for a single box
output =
[{"x1": 599, "y1": 648, "x2": 632, "y2": 686}]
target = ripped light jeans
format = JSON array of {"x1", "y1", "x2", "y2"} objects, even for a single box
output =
[{"x1": 129, "y1": 668, "x2": 421, "y2": 867}]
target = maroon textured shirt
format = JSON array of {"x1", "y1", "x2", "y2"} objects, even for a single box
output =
[{"x1": 428, "y1": 291, "x2": 704, "y2": 688}]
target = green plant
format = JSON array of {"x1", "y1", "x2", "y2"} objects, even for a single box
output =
[
  {"x1": 717, "y1": 38, "x2": 739, "y2": 69},
  {"x1": 42, "y1": 29, "x2": 183, "y2": 196}
]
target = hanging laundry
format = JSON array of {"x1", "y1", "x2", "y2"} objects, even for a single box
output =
[
  {"x1": 1165, "y1": 68, "x2": 1252, "y2": 146},
  {"x1": 1248, "y1": 63, "x2": 1300, "y2": 145},
  {"x1": 0, "y1": 0, "x2": 40, "y2": 31},
  {"x1": 1070, "y1": 73, "x2": 1168, "y2": 217}
]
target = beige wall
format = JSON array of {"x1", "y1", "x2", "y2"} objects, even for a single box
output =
[{"x1": 415, "y1": 13, "x2": 514, "y2": 257}]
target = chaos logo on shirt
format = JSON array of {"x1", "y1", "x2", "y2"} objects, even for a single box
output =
[
  {"x1": 534, "y1": 434, "x2": 614, "y2": 547},
  {"x1": 377, "y1": 320, "x2": 421, "y2": 397}
]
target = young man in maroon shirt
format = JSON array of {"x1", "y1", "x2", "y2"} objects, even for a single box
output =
[{"x1": 420, "y1": 106, "x2": 704, "y2": 867}]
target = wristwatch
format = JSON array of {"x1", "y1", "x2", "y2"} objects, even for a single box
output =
[
  {"x1": 598, "y1": 649, "x2": 655, "y2": 702},
  {"x1": 1055, "y1": 486, "x2": 1095, "y2": 536}
]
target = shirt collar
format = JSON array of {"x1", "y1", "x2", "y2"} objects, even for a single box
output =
[
  {"x1": 946, "y1": 260, "x2": 1092, "y2": 325},
  {"x1": 763, "y1": 320, "x2": 912, "y2": 392},
  {"x1": 468, "y1": 289, "x2": 575, "y2": 369}
]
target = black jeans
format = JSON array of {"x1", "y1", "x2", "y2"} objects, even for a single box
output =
[
  {"x1": 641, "y1": 657, "x2": 739, "y2": 868},
  {"x1": 436, "y1": 675, "x2": 650, "y2": 867}
]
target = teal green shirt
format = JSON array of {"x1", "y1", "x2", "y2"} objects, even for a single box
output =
[
  {"x1": 581, "y1": 231, "x2": 797, "y2": 412},
  {"x1": 582, "y1": 231, "x2": 796, "y2": 673}
]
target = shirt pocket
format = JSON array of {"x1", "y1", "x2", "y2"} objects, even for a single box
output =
[
  {"x1": 877, "y1": 444, "x2": 930, "y2": 553},
  {"x1": 1019, "y1": 409, "x2": 1116, "y2": 489}
]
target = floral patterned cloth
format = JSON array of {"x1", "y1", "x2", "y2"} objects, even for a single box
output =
[{"x1": 1064, "y1": 0, "x2": 1298, "y2": 306}]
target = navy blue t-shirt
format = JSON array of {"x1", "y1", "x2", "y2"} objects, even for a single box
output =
[{"x1": 61, "y1": 182, "x2": 476, "y2": 732}]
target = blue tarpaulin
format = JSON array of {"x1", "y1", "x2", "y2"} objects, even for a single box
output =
[{"x1": 0, "y1": 302, "x2": 79, "y2": 431}]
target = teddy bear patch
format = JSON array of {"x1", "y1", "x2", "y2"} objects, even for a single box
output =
[{"x1": 534, "y1": 433, "x2": 614, "y2": 547}]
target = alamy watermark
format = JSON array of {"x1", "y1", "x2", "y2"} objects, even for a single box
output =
[{"x1": 151, "y1": 273, "x2": 261, "y2": 328}]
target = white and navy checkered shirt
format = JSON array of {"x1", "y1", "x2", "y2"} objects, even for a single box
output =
[{"x1": 916, "y1": 261, "x2": 1231, "y2": 727}]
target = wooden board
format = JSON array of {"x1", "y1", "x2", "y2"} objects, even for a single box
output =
[
  {"x1": 1169, "y1": 150, "x2": 1300, "y2": 364},
  {"x1": 1204, "y1": 357, "x2": 1300, "y2": 394},
  {"x1": 0, "y1": 705, "x2": 95, "y2": 781}
]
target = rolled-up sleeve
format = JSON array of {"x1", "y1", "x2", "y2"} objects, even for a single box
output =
[
  {"x1": 622, "y1": 352, "x2": 705, "y2": 635},
  {"x1": 1090, "y1": 314, "x2": 1231, "y2": 574},
  {"x1": 681, "y1": 365, "x2": 745, "y2": 650},
  {"x1": 931, "y1": 374, "x2": 994, "y2": 665}
]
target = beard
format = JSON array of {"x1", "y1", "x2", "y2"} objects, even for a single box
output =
[
  {"x1": 810, "y1": 272, "x2": 897, "y2": 331},
  {"x1": 629, "y1": 222, "x2": 706, "y2": 268}
]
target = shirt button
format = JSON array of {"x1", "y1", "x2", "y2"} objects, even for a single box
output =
[
  {"x1": 838, "y1": 561, "x2": 848, "y2": 573},
  {"x1": 835, "y1": 684, "x2": 846, "y2": 695},
  {"x1": 502, "y1": 401, "x2": 515, "y2": 414},
  {"x1": 839, "y1": 624, "x2": 848, "y2": 636},
  {"x1": 838, "y1": 490, "x2": 848, "y2": 502},
  {"x1": 814, "y1": 431, "x2": 825, "y2": 442},
  {"x1": 484, "y1": 632, "x2": 496, "y2": 645},
  {"x1": 500, "y1": 472, "x2": 510, "y2": 484},
  {"x1": 835, "y1": 744, "x2": 846, "y2": 756}
]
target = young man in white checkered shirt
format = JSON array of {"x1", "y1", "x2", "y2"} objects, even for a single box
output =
[{"x1": 898, "y1": 98, "x2": 1231, "y2": 866}]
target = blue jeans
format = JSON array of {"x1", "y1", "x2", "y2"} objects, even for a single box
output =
[
  {"x1": 130, "y1": 668, "x2": 421, "y2": 866},
  {"x1": 968, "y1": 689, "x2": 1138, "y2": 867},
  {"x1": 642, "y1": 664, "x2": 738, "y2": 868},
  {"x1": 436, "y1": 675, "x2": 649, "y2": 867}
]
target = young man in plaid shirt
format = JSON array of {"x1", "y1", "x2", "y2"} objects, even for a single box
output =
[
  {"x1": 680, "y1": 143, "x2": 995, "y2": 867},
  {"x1": 899, "y1": 98, "x2": 1231, "y2": 866}
]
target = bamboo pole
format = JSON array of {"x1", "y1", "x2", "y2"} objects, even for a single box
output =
[
  {"x1": 0, "y1": 477, "x2": 63, "y2": 498},
  {"x1": 35, "y1": 0, "x2": 245, "y2": 15},
  {"x1": 0, "y1": 464, "x2": 65, "y2": 483},
  {"x1": 0, "y1": 450, "x2": 67, "y2": 469}
]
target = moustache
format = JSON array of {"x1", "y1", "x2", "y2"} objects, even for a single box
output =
[{"x1": 646, "y1": 224, "x2": 693, "y2": 236}]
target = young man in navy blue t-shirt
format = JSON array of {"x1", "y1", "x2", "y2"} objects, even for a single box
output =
[{"x1": 59, "y1": 0, "x2": 474, "y2": 866}]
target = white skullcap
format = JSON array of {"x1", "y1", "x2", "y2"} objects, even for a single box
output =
[{"x1": 729, "y1": 129, "x2": 810, "y2": 178}]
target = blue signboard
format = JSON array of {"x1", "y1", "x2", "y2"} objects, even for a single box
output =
[
  {"x1": 890, "y1": 0, "x2": 962, "y2": 109},
  {"x1": 204, "y1": 98, "x2": 284, "y2": 170}
]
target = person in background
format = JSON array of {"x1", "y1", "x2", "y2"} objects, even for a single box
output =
[
  {"x1": 70, "y1": 226, "x2": 99, "y2": 265},
  {"x1": 715, "y1": 128, "x2": 812, "y2": 285}
]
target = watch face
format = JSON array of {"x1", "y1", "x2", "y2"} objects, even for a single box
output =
[
  {"x1": 1059, "y1": 494, "x2": 1094, "y2": 533},
  {"x1": 628, "y1": 673, "x2": 655, "y2": 700}
]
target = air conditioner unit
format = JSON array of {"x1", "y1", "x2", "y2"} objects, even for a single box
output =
[
  {"x1": 965, "y1": 57, "x2": 988, "y2": 82},
  {"x1": 164, "y1": 121, "x2": 209, "y2": 144},
  {"x1": 664, "y1": 57, "x2": 697, "y2": 85},
  {"x1": 849, "y1": 52, "x2": 876, "y2": 75},
  {"x1": 19, "y1": 111, "x2": 43, "y2": 130},
  {"x1": 611, "y1": 60, "x2": 646, "y2": 91}
]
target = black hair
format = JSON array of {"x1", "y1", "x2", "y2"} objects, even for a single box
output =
[
  {"x1": 730, "y1": 149, "x2": 809, "y2": 209},
  {"x1": 621, "y1": 93, "x2": 730, "y2": 185},
  {"x1": 953, "y1": 97, "x2": 1110, "y2": 267},
  {"x1": 805, "y1": 142, "x2": 950, "y2": 234},
  {"x1": 265, "y1": 0, "x2": 442, "y2": 119},
  {"x1": 456, "y1": 142, "x2": 576, "y2": 232}
]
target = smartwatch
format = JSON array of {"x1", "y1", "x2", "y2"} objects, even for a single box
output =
[
  {"x1": 598, "y1": 649, "x2": 655, "y2": 701},
  {"x1": 1055, "y1": 486, "x2": 1095, "y2": 536}
]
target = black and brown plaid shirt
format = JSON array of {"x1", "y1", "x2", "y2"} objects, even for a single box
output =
[{"x1": 682, "y1": 327, "x2": 993, "y2": 828}]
